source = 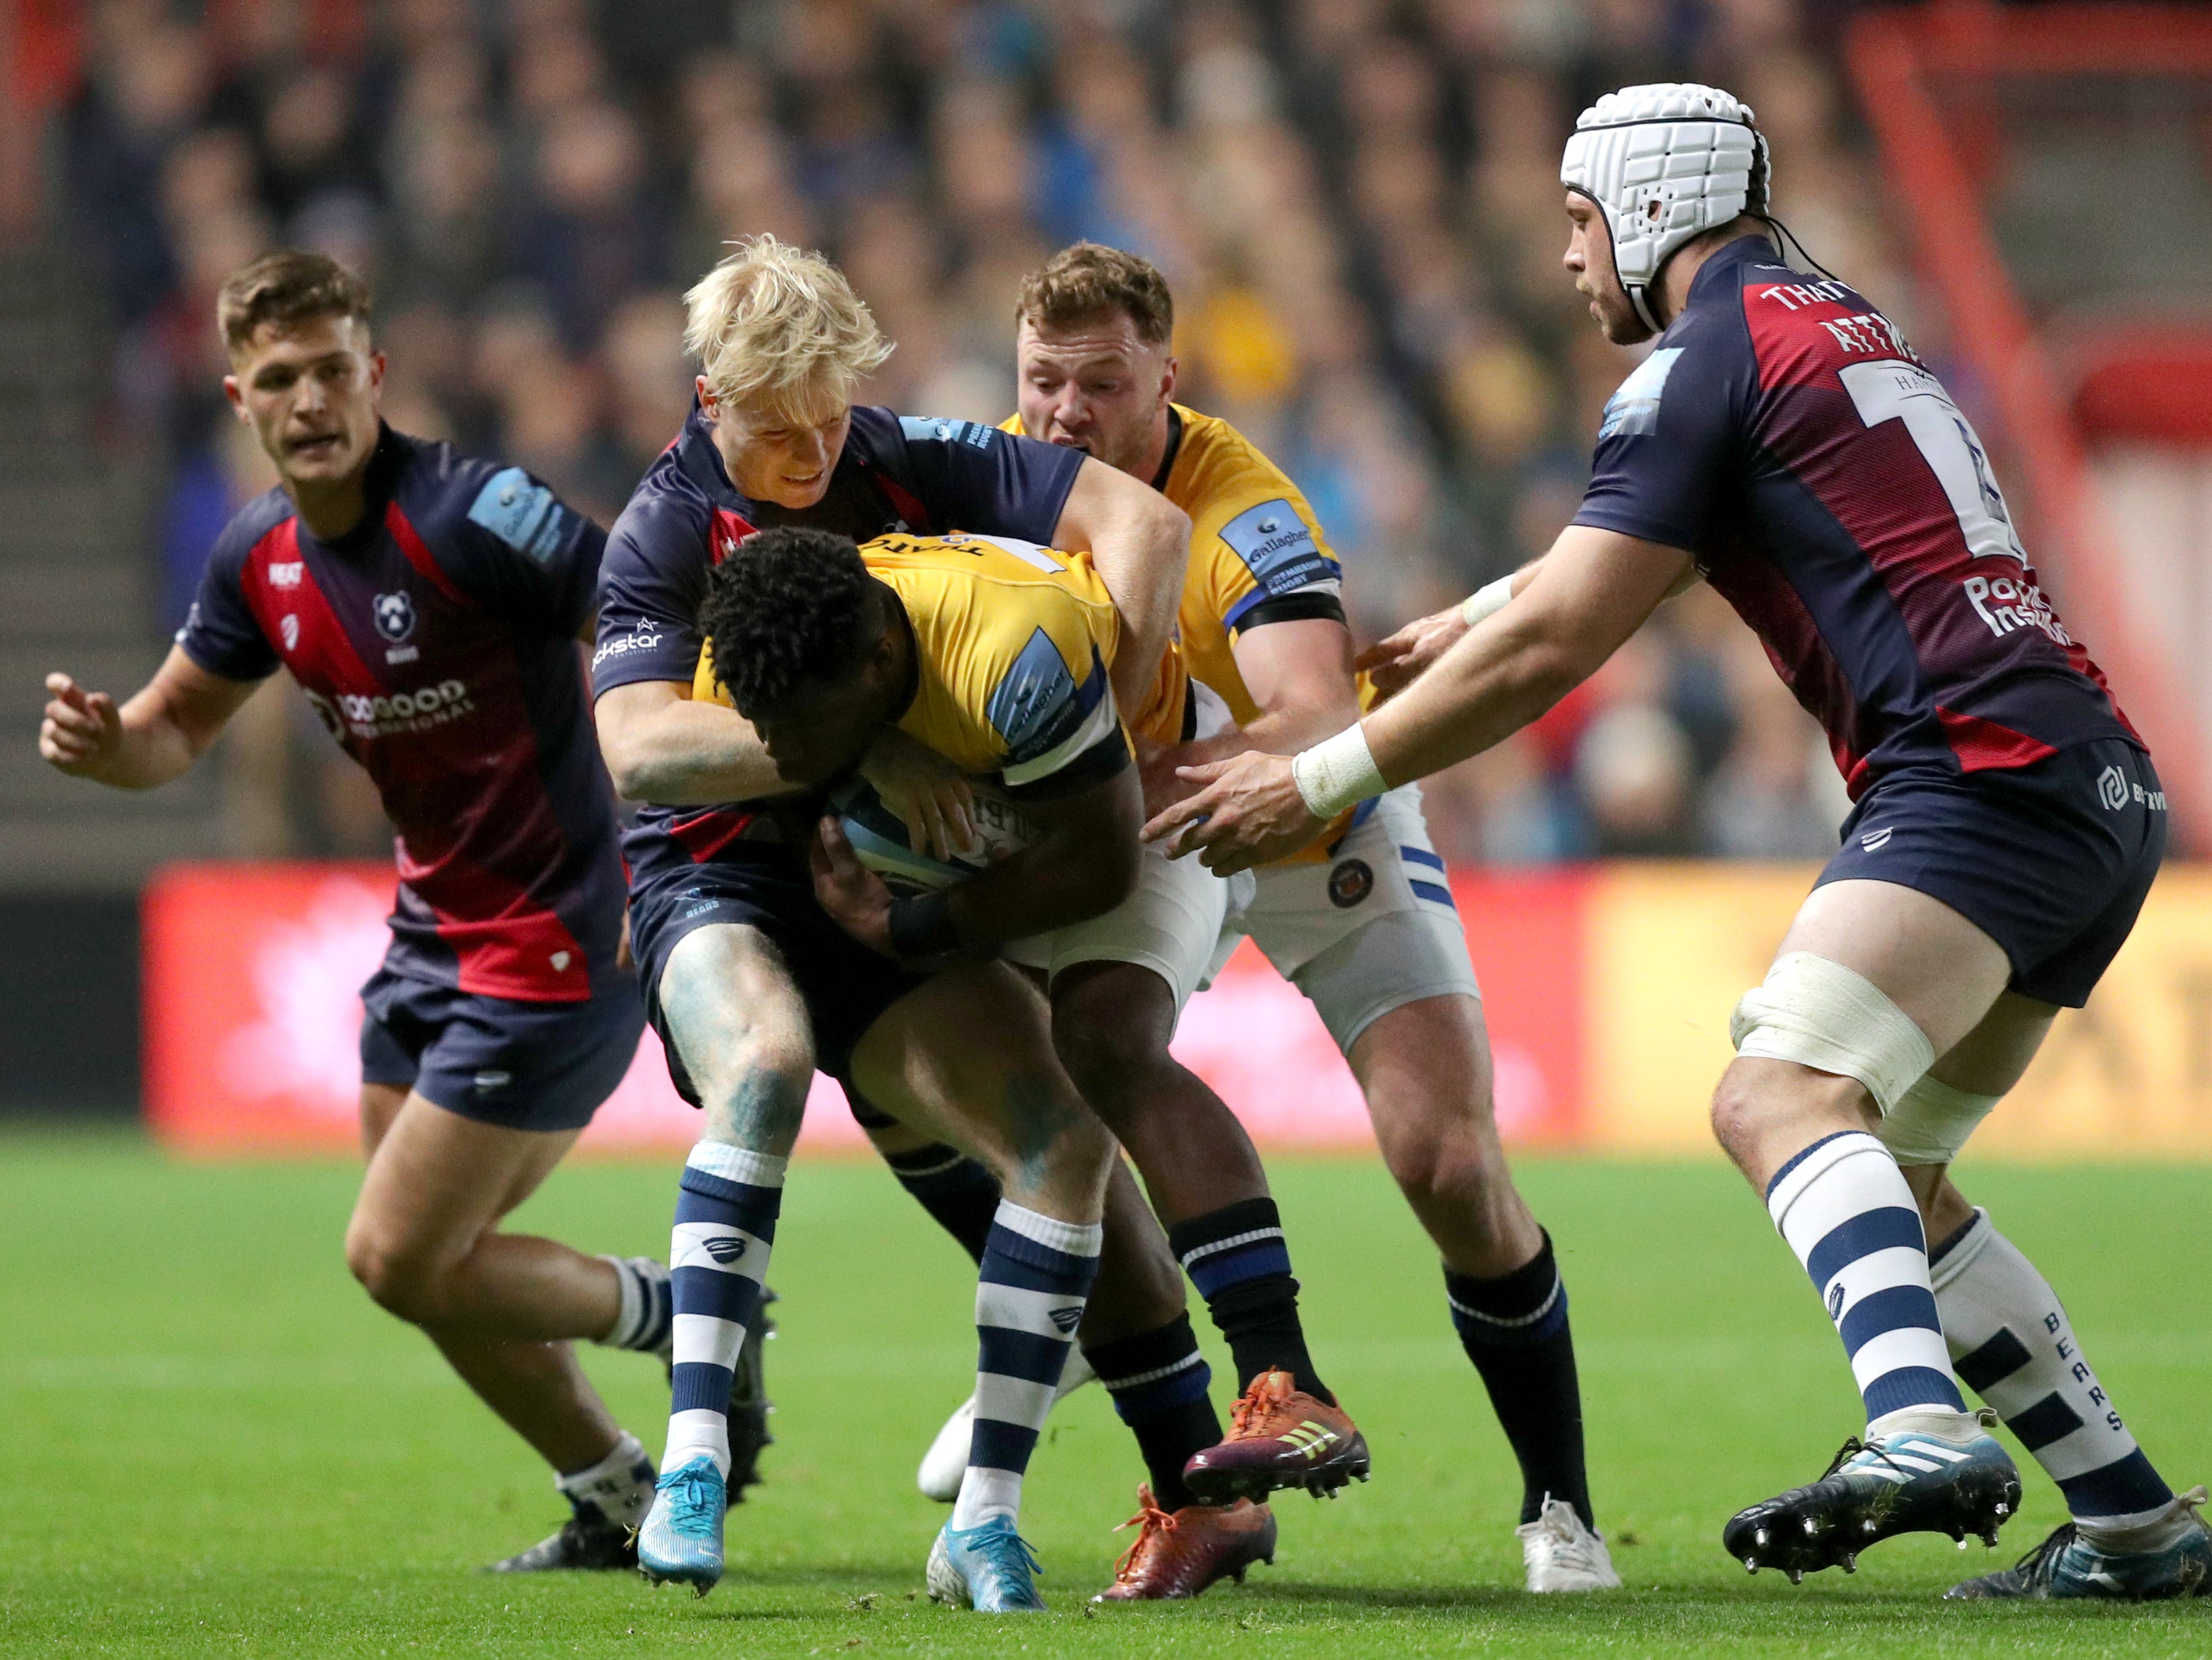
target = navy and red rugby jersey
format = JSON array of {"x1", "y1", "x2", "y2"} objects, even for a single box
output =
[
  {"x1": 177, "y1": 426, "x2": 625, "y2": 1002},
  {"x1": 1573, "y1": 237, "x2": 2139, "y2": 798},
  {"x1": 594, "y1": 403, "x2": 1084, "y2": 884}
]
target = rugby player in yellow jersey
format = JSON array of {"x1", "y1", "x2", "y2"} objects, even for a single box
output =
[
  {"x1": 662, "y1": 521, "x2": 1173, "y2": 1612},
  {"x1": 1007, "y1": 245, "x2": 1618, "y2": 1593},
  {"x1": 696, "y1": 525, "x2": 1287, "y2": 1601}
]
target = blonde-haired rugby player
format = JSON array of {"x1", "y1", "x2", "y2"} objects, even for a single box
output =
[
  {"x1": 594, "y1": 237, "x2": 1205, "y2": 1609},
  {"x1": 885, "y1": 243, "x2": 1620, "y2": 1595}
]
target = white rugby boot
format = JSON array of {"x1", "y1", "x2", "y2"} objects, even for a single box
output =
[
  {"x1": 1519, "y1": 1494, "x2": 1624, "y2": 1591},
  {"x1": 917, "y1": 1350, "x2": 1098, "y2": 1502}
]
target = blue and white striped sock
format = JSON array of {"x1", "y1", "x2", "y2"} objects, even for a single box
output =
[
  {"x1": 663, "y1": 1142, "x2": 785, "y2": 1478},
  {"x1": 1767, "y1": 1130, "x2": 1964, "y2": 1424},
  {"x1": 953, "y1": 1201, "x2": 1101, "y2": 1532},
  {"x1": 1932, "y1": 1207, "x2": 2175, "y2": 1529},
  {"x1": 598, "y1": 1255, "x2": 674, "y2": 1356}
]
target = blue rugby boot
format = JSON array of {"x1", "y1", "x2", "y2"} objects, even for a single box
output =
[
  {"x1": 636, "y1": 1457, "x2": 727, "y2": 1595},
  {"x1": 1725, "y1": 1409, "x2": 2022, "y2": 1582},
  {"x1": 926, "y1": 1517, "x2": 1048, "y2": 1612},
  {"x1": 1949, "y1": 1486, "x2": 2211, "y2": 1600}
]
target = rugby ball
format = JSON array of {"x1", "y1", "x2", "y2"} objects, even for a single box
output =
[{"x1": 830, "y1": 777, "x2": 1039, "y2": 894}]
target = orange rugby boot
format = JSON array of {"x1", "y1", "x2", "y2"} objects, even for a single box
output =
[
  {"x1": 1183, "y1": 1369, "x2": 1371, "y2": 1504},
  {"x1": 1093, "y1": 1485, "x2": 1278, "y2": 1601}
]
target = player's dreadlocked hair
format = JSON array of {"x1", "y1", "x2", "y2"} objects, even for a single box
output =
[{"x1": 699, "y1": 526, "x2": 879, "y2": 714}]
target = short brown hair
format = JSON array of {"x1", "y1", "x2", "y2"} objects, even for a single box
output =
[
  {"x1": 1016, "y1": 243, "x2": 1174, "y2": 347},
  {"x1": 216, "y1": 249, "x2": 373, "y2": 357}
]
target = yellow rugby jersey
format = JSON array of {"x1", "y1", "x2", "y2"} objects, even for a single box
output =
[
  {"x1": 1003, "y1": 405, "x2": 1371, "y2": 859},
  {"x1": 693, "y1": 530, "x2": 1129, "y2": 798}
]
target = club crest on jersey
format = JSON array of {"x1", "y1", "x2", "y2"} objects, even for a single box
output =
[
  {"x1": 1328, "y1": 859, "x2": 1374, "y2": 909},
  {"x1": 373, "y1": 591, "x2": 416, "y2": 643}
]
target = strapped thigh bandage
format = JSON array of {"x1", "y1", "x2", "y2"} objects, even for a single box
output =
[
  {"x1": 1729, "y1": 951, "x2": 1935, "y2": 1115},
  {"x1": 1877, "y1": 1074, "x2": 2001, "y2": 1166}
]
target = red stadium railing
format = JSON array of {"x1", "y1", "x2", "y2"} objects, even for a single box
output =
[{"x1": 1846, "y1": 1, "x2": 2212, "y2": 848}]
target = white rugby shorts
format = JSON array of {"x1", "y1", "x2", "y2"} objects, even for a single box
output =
[
  {"x1": 1006, "y1": 841, "x2": 1252, "y2": 1013},
  {"x1": 1229, "y1": 783, "x2": 1482, "y2": 1053}
]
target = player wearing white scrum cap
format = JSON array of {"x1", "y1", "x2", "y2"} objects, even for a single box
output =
[
  {"x1": 1559, "y1": 82, "x2": 1769, "y2": 336},
  {"x1": 1148, "y1": 81, "x2": 2211, "y2": 1600}
]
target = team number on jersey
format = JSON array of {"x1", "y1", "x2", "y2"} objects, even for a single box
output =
[
  {"x1": 1838, "y1": 360, "x2": 2027, "y2": 565},
  {"x1": 1839, "y1": 359, "x2": 2073, "y2": 646}
]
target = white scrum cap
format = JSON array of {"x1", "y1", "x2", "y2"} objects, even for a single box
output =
[{"x1": 1560, "y1": 82, "x2": 1768, "y2": 333}]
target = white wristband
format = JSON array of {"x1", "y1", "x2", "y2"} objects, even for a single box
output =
[
  {"x1": 1460, "y1": 575, "x2": 1516, "y2": 628},
  {"x1": 1291, "y1": 723, "x2": 1386, "y2": 820}
]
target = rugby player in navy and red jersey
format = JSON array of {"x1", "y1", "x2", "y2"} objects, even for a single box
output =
[
  {"x1": 1150, "y1": 84, "x2": 2211, "y2": 1599},
  {"x1": 592, "y1": 238, "x2": 1204, "y2": 1610},
  {"x1": 36, "y1": 251, "x2": 727, "y2": 1574}
]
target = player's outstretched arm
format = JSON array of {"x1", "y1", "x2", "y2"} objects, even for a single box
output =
[
  {"x1": 811, "y1": 764, "x2": 1142, "y2": 966},
  {"x1": 1050, "y1": 456, "x2": 1191, "y2": 715},
  {"x1": 1364, "y1": 527, "x2": 1689, "y2": 781},
  {"x1": 1144, "y1": 527, "x2": 1691, "y2": 872},
  {"x1": 1360, "y1": 552, "x2": 1701, "y2": 701},
  {"x1": 39, "y1": 649, "x2": 259, "y2": 790},
  {"x1": 592, "y1": 679, "x2": 801, "y2": 806}
]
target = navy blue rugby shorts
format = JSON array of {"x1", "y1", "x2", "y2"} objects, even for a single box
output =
[
  {"x1": 358, "y1": 966, "x2": 645, "y2": 1133},
  {"x1": 628, "y1": 846, "x2": 929, "y2": 1103},
  {"x1": 1816, "y1": 737, "x2": 2166, "y2": 1008}
]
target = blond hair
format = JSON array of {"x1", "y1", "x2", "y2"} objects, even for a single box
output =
[{"x1": 683, "y1": 235, "x2": 892, "y2": 416}]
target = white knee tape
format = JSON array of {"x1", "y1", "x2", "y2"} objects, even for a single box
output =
[
  {"x1": 1729, "y1": 952, "x2": 1936, "y2": 1115},
  {"x1": 1878, "y1": 1075, "x2": 2001, "y2": 1167}
]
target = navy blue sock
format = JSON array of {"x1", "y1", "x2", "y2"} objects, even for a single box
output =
[
  {"x1": 849, "y1": 1083, "x2": 1002, "y2": 1266},
  {"x1": 664, "y1": 1143, "x2": 783, "y2": 1476},
  {"x1": 1168, "y1": 1198, "x2": 1331, "y2": 1403},
  {"x1": 1446, "y1": 1232, "x2": 1592, "y2": 1527},
  {"x1": 961, "y1": 1203, "x2": 1102, "y2": 1528},
  {"x1": 1086, "y1": 1314, "x2": 1222, "y2": 1512}
]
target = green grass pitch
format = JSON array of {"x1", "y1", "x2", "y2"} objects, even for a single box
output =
[{"x1": 1, "y1": 1132, "x2": 2206, "y2": 1657}]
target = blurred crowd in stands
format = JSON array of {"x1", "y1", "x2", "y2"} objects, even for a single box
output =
[{"x1": 60, "y1": 0, "x2": 1892, "y2": 862}]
